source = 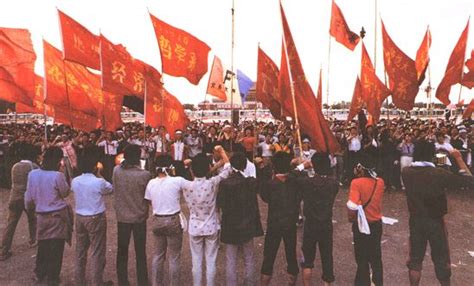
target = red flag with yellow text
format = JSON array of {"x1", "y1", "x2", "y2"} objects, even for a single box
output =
[
  {"x1": 256, "y1": 47, "x2": 281, "y2": 119},
  {"x1": 206, "y1": 56, "x2": 227, "y2": 101},
  {"x1": 436, "y1": 20, "x2": 469, "y2": 105},
  {"x1": 415, "y1": 27, "x2": 431, "y2": 85},
  {"x1": 149, "y1": 13, "x2": 211, "y2": 85},
  {"x1": 347, "y1": 77, "x2": 364, "y2": 121},
  {"x1": 102, "y1": 92, "x2": 123, "y2": 131},
  {"x1": 144, "y1": 64, "x2": 164, "y2": 128},
  {"x1": 360, "y1": 43, "x2": 391, "y2": 121},
  {"x1": 329, "y1": 0, "x2": 360, "y2": 51},
  {"x1": 100, "y1": 35, "x2": 145, "y2": 97},
  {"x1": 0, "y1": 28, "x2": 36, "y2": 106},
  {"x1": 58, "y1": 10, "x2": 100, "y2": 69},
  {"x1": 381, "y1": 21, "x2": 419, "y2": 111},
  {"x1": 462, "y1": 50, "x2": 474, "y2": 89},
  {"x1": 16, "y1": 75, "x2": 54, "y2": 117}
]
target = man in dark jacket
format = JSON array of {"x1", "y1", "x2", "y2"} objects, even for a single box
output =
[
  {"x1": 218, "y1": 152, "x2": 263, "y2": 286},
  {"x1": 402, "y1": 140, "x2": 474, "y2": 286},
  {"x1": 299, "y1": 153, "x2": 339, "y2": 286}
]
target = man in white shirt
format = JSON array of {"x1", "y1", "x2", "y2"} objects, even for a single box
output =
[
  {"x1": 435, "y1": 132, "x2": 454, "y2": 166},
  {"x1": 97, "y1": 131, "x2": 119, "y2": 182},
  {"x1": 183, "y1": 147, "x2": 230, "y2": 286},
  {"x1": 347, "y1": 126, "x2": 362, "y2": 183},
  {"x1": 170, "y1": 130, "x2": 188, "y2": 162},
  {"x1": 258, "y1": 134, "x2": 274, "y2": 166},
  {"x1": 185, "y1": 128, "x2": 203, "y2": 159},
  {"x1": 71, "y1": 147, "x2": 113, "y2": 286}
]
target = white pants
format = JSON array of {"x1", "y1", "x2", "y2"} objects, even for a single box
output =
[
  {"x1": 400, "y1": 156, "x2": 413, "y2": 188},
  {"x1": 189, "y1": 232, "x2": 219, "y2": 286}
]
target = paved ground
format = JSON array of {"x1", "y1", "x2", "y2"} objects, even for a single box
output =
[{"x1": 0, "y1": 186, "x2": 473, "y2": 285}]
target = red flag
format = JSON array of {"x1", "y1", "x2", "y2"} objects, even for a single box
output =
[
  {"x1": 206, "y1": 56, "x2": 227, "y2": 101},
  {"x1": 360, "y1": 43, "x2": 391, "y2": 121},
  {"x1": 278, "y1": 40, "x2": 294, "y2": 118},
  {"x1": 281, "y1": 3, "x2": 339, "y2": 153},
  {"x1": 316, "y1": 69, "x2": 323, "y2": 108},
  {"x1": 149, "y1": 13, "x2": 211, "y2": 85},
  {"x1": 436, "y1": 19, "x2": 469, "y2": 106},
  {"x1": 102, "y1": 92, "x2": 123, "y2": 131},
  {"x1": 256, "y1": 47, "x2": 281, "y2": 119},
  {"x1": 462, "y1": 50, "x2": 474, "y2": 88},
  {"x1": 347, "y1": 77, "x2": 364, "y2": 121},
  {"x1": 463, "y1": 99, "x2": 474, "y2": 119},
  {"x1": 58, "y1": 10, "x2": 100, "y2": 69},
  {"x1": 144, "y1": 64, "x2": 164, "y2": 128},
  {"x1": 16, "y1": 75, "x2": 54, "y2": 117},
  {"x1": 0, "y1": 28, "x2": 36, "y2": 106},
  {"x1": 381, "y1": 21, "x2": 419, "y2": 111},
  {"x1": 162, "y1": 90, "x2": 189, "y2": 136},
  {"x1": 100, "y1": 35, "x2": 145, "y2": 97},
  {"x1": 329, "y1": 0, "x2": 360, "y2": 51},
  {"x1": 415, "y1": 27, "x2": 431, "y2": 84}
]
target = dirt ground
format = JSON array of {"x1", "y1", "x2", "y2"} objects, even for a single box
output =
[{"x1": 0, "y1": 186, "x2": 473, "y2": 286}]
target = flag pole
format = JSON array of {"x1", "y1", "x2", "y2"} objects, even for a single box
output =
[
  {"x1": 230, "y1": 0, "x2": 236, "y2": 152},
  {"x1": 326, "y1": 35, "x2": 332, "y2": 118}
]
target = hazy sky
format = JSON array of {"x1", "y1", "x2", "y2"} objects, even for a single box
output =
[{"x1": 0, "y1": 0, "x2": 473, "y2": 105}]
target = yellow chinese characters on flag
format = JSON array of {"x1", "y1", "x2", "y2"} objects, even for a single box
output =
[
  {"x1": 149, "y1": 13, "x2": 211, "y2": 85},
  {"x1": 206, "y1": 56, "x2": 227, "y2": 101},
  {"x1": 16, "y1": 75, "x2": 54, "y2": 117}
]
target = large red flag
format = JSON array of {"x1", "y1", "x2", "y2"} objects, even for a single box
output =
[
  {"x1": 281, "y1": 3, "x2": 339, "y2": 153},
  {"x1": 463, "y1": 99, "x2": 474, "y2": 119},
  {"x1": 144, "y1": 64, "x2": 164, "y2": 128},
  {"x1": 329, "y1": 0, "x2": 360, "y2": 51},
  {"x1": 100, "y1": 35, "x2": 145, "y2": 97},
  {"x1": 256, "y1": 47, "x2": 281, "y2": 119},
  {"x1": 58, "y1": 10, "x2": 100, "y2": 69},
  {"x1": 347, "y1": 77, "x2": 364, "y2": 121},
  {"x1": 278, "y1": 40, "x2": 294, "y2": 118},
  {"x1": 462, "y1": 49, "x2": 474, "y2": 88},
  {"x1": 206, "y1": 56, "x2": 227, "y2": 101},
  {"x1": 102, "y1": 92, "x2": 123, "y2": 131},
  {"x1": 316, "y1": 69, "x2": 323, "y2": 108},
  {"x1": 162, "y1": 90, "x2": 189, "y2": 136},
  {"x1": 360, "y1": 43, "x2": 391, "y2": 121},
  {"x1": 43, "y1": 40, "x2": 69, "y2": 108},
  {"x1": 16, "y1": 75, "x2": 54, "y2": 117},
  {"x1": 149, "y1": 13, "x2": 211, "y2": 85},
  {"x1": 381, "y1": 21, "x2": 419, "y2": 111},
  {"x1": 415, "y1": 27, "x2": 431, "y2": 84},
  {"x1": 0, "y1": 28, "x2": 36, "y2": 106},
  {"x1": 436, "y1": 20, "x2": 469, "y2": 106}
]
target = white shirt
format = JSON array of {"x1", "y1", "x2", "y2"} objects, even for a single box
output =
[
  {"x1": 183, "y1": 163, "x2": 231, "y2": 236},
  {"x1": 145, "y1": 176, "x2": 189, "y2": 215},
  {"x1": 97, "y1": 140, "x2": 119, "y2": 155},
  {"x1": 243, "y1": 160, "x2": 257, "y2": 178},
  {"x1": 348, "y1": 136, "x2": 362, "y2": 151},
  {"x1": 154, "y1": 134, "x2": 170, "y2": 153},
  {"x1": 259, "y1": 142, "x2": 273, "y2": 157},
  {"x1": 435, "y1": 142, "x2": 454, "y2": 166},
  {"x1": 173, "y1": 141, "x2": 185, "y2": 161}
]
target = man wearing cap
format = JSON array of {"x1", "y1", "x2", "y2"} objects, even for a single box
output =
[{"x1": 451, "y1": 126, "x2": 471, "y2": 168}]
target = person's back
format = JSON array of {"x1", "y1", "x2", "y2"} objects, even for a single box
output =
[
  {"x1": 113, "y1": 163, "x2": 150, "y2": 223},
  {"x1": 300, "y1": 175, "x2": 339, "y2": 223},
  {"x1": 10, "y1": 160, "x2": 38, "y2": 202}
]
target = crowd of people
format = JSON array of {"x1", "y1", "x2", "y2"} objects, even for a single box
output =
[{"x1": 0, "y1": 113, "x2": 474, "y2": 286}]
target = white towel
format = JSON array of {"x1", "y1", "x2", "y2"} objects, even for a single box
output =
[{"x1": 347, "y1": 201, "x2": 371, "y2": 235}]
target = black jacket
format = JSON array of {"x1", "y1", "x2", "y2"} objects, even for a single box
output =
[
  {"x1": 217, "y1": 172, "x2": 263, "y2": 244},
  {"x1": 298, "y1": 175, "x2": 339, "y2": 224}
]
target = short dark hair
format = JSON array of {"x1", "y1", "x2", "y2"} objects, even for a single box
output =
[
  {"x1": 155, "y1": 154, "x2": 173, "y2": 168},
  {"x1": 78, "y1": 146, "x2": 100, "y2": 174},
  {"x1": 230, "y1": 152, "x2": 247, "y2": 171},
  {"x1": 311, "y1": 152, "x2": 331, "y2": 176},
  {"x1": 17, "y1": 143, "x2": 38, "y2": 162},
  {"x1": 42, "y1": 146, "x2": 64, "y2": 171},
  {"x1": 413, "y1": 140, "x2": 435, "y2": 162},
  {"x1": 272, "y1": 151, "x2": 292, "y2": 174},
  {"x1": 123, "y1": 144, "x2": 141, "y2": 166},
  {"x1": 192, "y1": 153, "x2": 210, "y2": 178}
]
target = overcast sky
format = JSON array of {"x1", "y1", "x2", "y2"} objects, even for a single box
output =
[{"x1": 1, "y1": 0, "x2": 473, "y2": 105}]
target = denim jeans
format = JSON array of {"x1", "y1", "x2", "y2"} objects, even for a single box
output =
[
  {"x1": 189, "y1": 232, "x2": 219, "y2": 286},
  {"x1": 150, "y1": 214, "x2": 183, "y2": 286},
  {"x1": 225, "y1": 238, "x2": 257, "y2": 286}
]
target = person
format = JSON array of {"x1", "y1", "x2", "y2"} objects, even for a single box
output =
[
  {"x1": 54, "y1": 134, "x2": 78, "y2": 182},
  {"x1": 299, "y1": 153, "x2": 339, "y2": 286},
  {"x1": 170, "y1": 130, "x2": 188, "y2": 162},
  {"x1": 145, "y1": 154, "x2": 189, "y2": 286},
  {"x1": 218, "y1": 152, "x2": 264, "y2": 286},
  {"x1": 24, "y1": 146, "x2": 72, "y2": 286},
  {"x1": 402, "y1": 140, "x2": 474, "y2": 286},
  {"x1": 0, "y1": 143, "x2": 38, "y2": 261},
  {"x1": 183, "y1": 147, "x2": 230, "y2": 286},
  {"x1": 97, "y1": 131, "x2": 119, "y2": 182},
  {"x1": 258, "y1": 134, "x2": 274, "y2": 166},
  {"x1": 434, "y1": 132, "x2": 454, "y2": 167},
  {"x1": 397, "y1": 133, "x2": 415, "y2": 189},
  {"x1": 185, "y1": 128, "x2": 203, "y2": 159},
  {"x1": 346, "y1": 126, "x2": 362, "y2": 183},
  {"x1": 238, "y1": 126, "x2": 257, "y2": 160},
  {"x1": 258, "y1": 152, "x2": 306, "y2": 286},
  {"x1": 71, "y1": 146, "x2": 113, "y2": 286},
  {"x1": 346, "y1": 156, "x2": 385, "y2": 286},
  {"x1": 113, "y1": 144, "x2": 151, "y2": 286}
]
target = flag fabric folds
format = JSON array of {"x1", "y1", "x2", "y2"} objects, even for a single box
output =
[
  {"x1": 0, "y1": 28, "x2": 36, "y2": 106},
  {"x1": 149, "y1": 13, "x2": 211, "y2": 85},
  {"x1": 360, "y1": 43, "x2": 391, "y2": 121},
  {"x1": 58, "y1": 10, "x2": 100, "y2": 69},
  {"x1": 435, "y1": 20, "x2": 470, "y2": 106},
  {"x1": 316, "y1": 69, "x2": 323, "y2": 108},
  {"x1": 237, "y1": 69, "x2": 253, "y2": 102},
  {"x1": 278, "y1": 40, "x2": 293, "y2": 118},
  {"x1": 381, "y1": 21, "x2": 419, "y2": 111},
  {"x1": 462, "y1": 99, "x2": 474, "y2": 119},
  {"x1": 256, "y1": 47, "x2": 281, "y2": 119},
  {"x1": 462, "y1": 49, "x2": 474, "y2": 89},
  {"x1": 415, "y1": 27, "x2": 431, "y2": 85},
  {"x1": 329, "y1": 0, "x2": 360, "y2": 51},
  {"x1": 102, "y1": 92, "x2": 123, "y2": 131},
  {"x1": 16, "y1": 75, "x2": 54, "y2": 117},
  {"x1": 347, "y1": 77, "x2": 364, "y2": 121},
  {"x1": 281, "y1": 2, "x2": 339, "y2": 153},
  {"x1": 100, "y1": 35, "x2": 145, "y2": 97},
  {"x1": 144, "y1": 64, "x2": 164, "y2": 128},
  {"x1": 206, "y1": 56, "x2": 227, "y2": 101}
]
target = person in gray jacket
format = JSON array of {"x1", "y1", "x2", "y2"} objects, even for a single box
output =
[{"x1": 113, "y1": 144, "x2": 151, "y2": 286}]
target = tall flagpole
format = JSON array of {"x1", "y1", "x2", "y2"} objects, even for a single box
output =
[{"x1": 230, "y1": 0, "x2": 235, "y2": 125}]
